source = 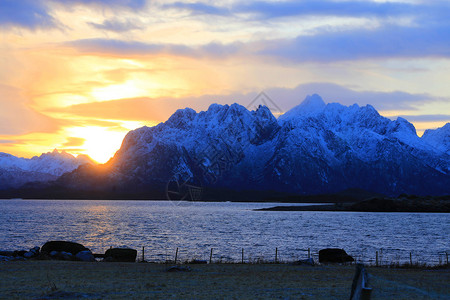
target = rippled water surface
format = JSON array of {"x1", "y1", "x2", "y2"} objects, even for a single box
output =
[{"x1": 1, "y1": 200, "x2": 448, "y2": 265}]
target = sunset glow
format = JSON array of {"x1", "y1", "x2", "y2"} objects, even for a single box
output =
[{"x1": 1, "y1": 0, "x2": 449, "y2": 162}]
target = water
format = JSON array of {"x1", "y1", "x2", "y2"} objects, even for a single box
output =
[{"x1": 0, "y1": 199, "x2": 448, "y2": 265}]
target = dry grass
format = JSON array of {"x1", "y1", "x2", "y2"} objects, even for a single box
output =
[{"x1": 0, "y1": 261, "x2": 448, "y2": 299}]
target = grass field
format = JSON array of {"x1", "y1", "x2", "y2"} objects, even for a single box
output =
[{"x1": 0, "y1": 261, "x2": 448, "y2": 299}]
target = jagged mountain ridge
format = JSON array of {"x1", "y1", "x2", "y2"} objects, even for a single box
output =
[
  {"x1": 0, "y1": 149, "x2": 95, "y2": 190},
  {"x1": 422, "y1": 123, "x2": 450, "y2": 155},
  {"x1": 56, "y1": 94, "x2": 450, "y2": 197}
]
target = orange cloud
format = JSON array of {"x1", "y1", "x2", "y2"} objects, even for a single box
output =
[{"x1": 0, "y1": 84, "x2": 60, "y2": 135}]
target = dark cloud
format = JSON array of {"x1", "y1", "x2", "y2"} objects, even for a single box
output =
[
  {"x1": 164, "y1": 1, "x2": 450, "y2": 21},
  {"x1": 396, "y1": 115, "x2": 450, "y2": 122},
  {"x1": 0, "y1": 0, "x2": 147, "y2": 30},
  {"x1": 88, "y1": 19, "x2": 144, "y2": 32},
  {"x1": 260, "y1": 24, "x2": 450, "y2": 62},
  {"x1": 66, "y1": 20, "x2": 450, "y2": 62},
  {"x1": 158, "y1": 1, "x2": 450, "y2": 62},
  {"x1": 67, "y1": 38, "x2": 190, "y2": 56},
  {"x1": 234, "y1": 1, "x2": 422, "y2": 19},
  {"x1": 0, "y1": 0, "x2": 56, "y2": 30},
  {"x1": 56, "y1": 0, "x2": 146, "y2": 9},
  {"x1": 66, "y1": 38, "x2": 241, "y2": 58}
]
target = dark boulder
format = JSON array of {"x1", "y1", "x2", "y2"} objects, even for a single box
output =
[
  {"x1": 75, "y1": 250, "x2": 95, "y2": 262},
  {"x1": 23, "y1": 246, "x2": 40, "y2": 258},
  {"x1": 41, "y1": 241, "x2": 88, "y2": 256},
  {"x1": 319, "y1": 248, "x2": 354, "y2": 263},
  {"x1": 104, "y1": 248, "x2": 137, "y2": 262},
  {"x1": 293, "y1": 258, "x2": 315, "y2": 266}
]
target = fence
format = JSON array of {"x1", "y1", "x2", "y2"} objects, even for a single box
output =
[{"x1": 131, "y1": 246, "x2": 449, "y2": 267}]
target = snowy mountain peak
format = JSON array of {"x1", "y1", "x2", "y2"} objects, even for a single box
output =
[
  {"x1": 0, "y1": 150, "x2": 96, "y2": 190},
  {"x1": 422, "y1": 122, "x2": 450, "y2": 155},
  {"x1": 253, "y1": 105, "x2": 274, "y2": 120},
  {"x1": 391, "y1": 117, "x2": 417, "y2": 136},
  {"x1": 279, "y1": 94, "x2": 326, "y2": 120}
]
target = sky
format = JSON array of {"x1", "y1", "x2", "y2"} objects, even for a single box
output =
[{"x1": 1, "y1": 0, "x2": 449, "y2": 163}]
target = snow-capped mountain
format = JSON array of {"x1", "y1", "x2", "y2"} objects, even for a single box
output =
[
  {"x1": 0, "y1": 149, "x2": 94, "y2": 189},
  {"x1": 422, "y1": 123, "x2": 450, "y2": 155},
  {"x1": 57, "y1": 94, "x2": 450, "y2": 197}
]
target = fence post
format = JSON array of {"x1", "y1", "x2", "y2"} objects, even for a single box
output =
[
  {"x1": 275, "y1": 247, "x2": 278, "y2": 263},
  {"x1": 409, "y1": 252, "x2": 412, "y2": 265},
  {"x1": 142, "y1": 246, "x2": 145, "y2": 262},
  {"x1": 242, "y1": 248, "x2": 244, "y2": 264},
  {"x1": 175, "y1": 247, "x2": 178, "y2": 264},
  {"x1": 209, "y1": 248, "x2": 213, "y2": 264},
  {"x1": 446, "y1": 252, "x2": 449, "y2": 265},
  {"x1": 308, "y1": 248, "x2": 310, "y2": 259},
  {"x1": 376, "y1": 251, "x2": 378, "y2": 267}
]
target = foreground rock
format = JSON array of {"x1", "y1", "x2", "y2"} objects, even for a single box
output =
[
  {"x1": 75, "y1": 250, "x2": 95, "y2": 262},
  {"x1": 41, "y1": 241, "x2": 88, "y2": 256},
  {"x1": 293, "y1": 258, "x2": 315, "y2": 266},
  {"x1": 104, "y1": 248, "x2": 137, "y2": 262},
  {"x1": 0, "y1": 246, "x2": 40, "y2": 261},
  {"x1": 41, "y1": 241, "x2": 96, "y2": 262},
  {"x1": 319, "y1": 248, "x2": 354, "y2": 264}
]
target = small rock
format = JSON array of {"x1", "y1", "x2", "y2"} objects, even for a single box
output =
[
  {"x1": 293, "y1": 258, "x2": 315, "y2": 266},
  {"x1": 0, "y1": 255, "x2": 12, "y2": 261},
  {"x1": 166, "y1": 266, "x2": 192, "y2": 272},
  {"x1": 23, "y1": 246, "x2": 40, "y2": 258},
  {"x1": 186, "y1": 259, "x2": 207, "y2": 264},
  {"x1": 75, "y1": 250, "x2": 95, "y2": 262},
  {"x1": 60, "y1": 251, "x2": 73, "y2": 261}
]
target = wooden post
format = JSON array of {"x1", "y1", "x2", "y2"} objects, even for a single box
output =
[
  {"x1": 376, "y1": 251, "x2": 378, "y2": 267},
  {"x1": 209, "y1": 248, "x2": 213, "y2": 264},
  {"x1": 409, "y1": 252, "x2": 412, "y2": 265},
  {"x1": 142, "y1": 246, "x2": 145, "y2": 262},
  {"x1": 275, "y1": 247, "x2": 278, "y2": 263},
  {"x1": 446, "y1": 252, "x2": 449, "y2": 265},
  {"x1": 241, "y1": 248, "x2": 244, "y2": 264},
  {"x1": 308, "y1": 248, "x2": 310, "y2": 259},
  {"x1": 175, "y1": 247, "x2": 178, "y2": 264}
]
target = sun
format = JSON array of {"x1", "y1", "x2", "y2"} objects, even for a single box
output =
[{"x1": 65, "y1": 126, "x2": 129, "y2": 164}]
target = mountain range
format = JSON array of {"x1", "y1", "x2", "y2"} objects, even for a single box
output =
[
  {"x1": 0, "y1": 149, "x2": 94, "y2": 190},
  {"x1": 1, "y1": 94, "x2": 449, "y2": 199}
]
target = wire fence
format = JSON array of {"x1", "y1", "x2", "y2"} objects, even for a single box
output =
[{"x1": 130, "y1": 246, "x2": 449, "y2": 267}]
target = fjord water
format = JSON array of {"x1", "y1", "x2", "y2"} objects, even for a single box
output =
[{"x1": 1, "y1": 200, "x2": 448, "y2": 265}]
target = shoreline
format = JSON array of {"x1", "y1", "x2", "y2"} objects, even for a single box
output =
[{"x1": 255, "y1": 204, "x2": 450, "y2": 213}]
